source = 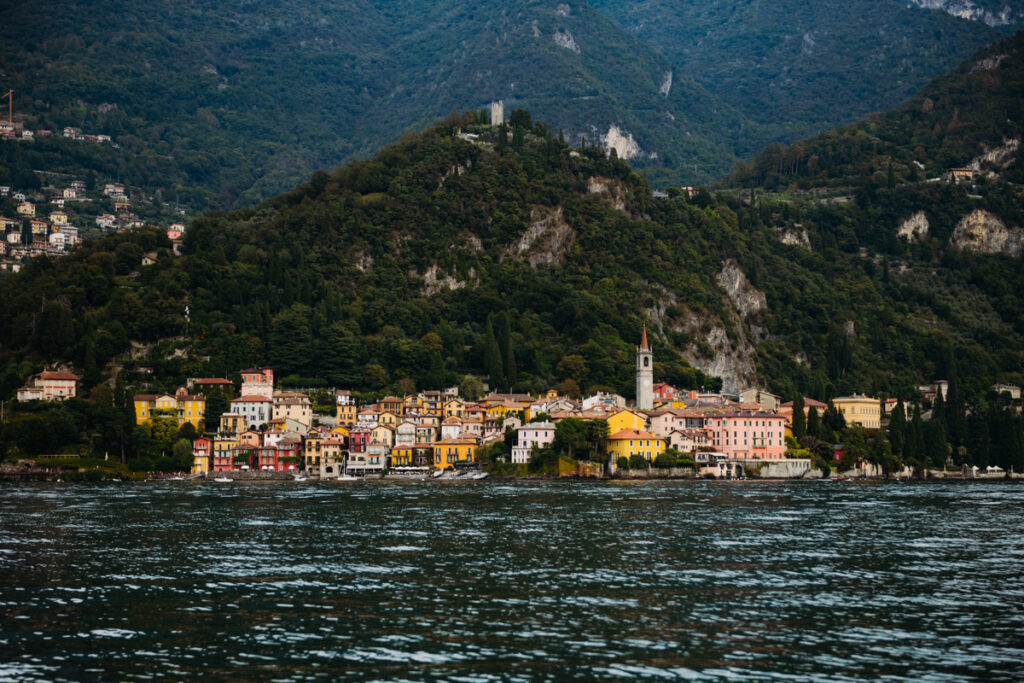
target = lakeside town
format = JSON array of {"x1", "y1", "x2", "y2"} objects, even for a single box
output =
[{"x1": 11, "y1": 328, "x2": 1022, "y2": 482}]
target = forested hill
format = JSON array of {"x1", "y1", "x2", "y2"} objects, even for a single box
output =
[
  {"x1": 2, "y1": 112, "x2": 1022, "y2": 411},
  {"x1": 732, "y1": 30, "x2": 1024, "y2": 189}
]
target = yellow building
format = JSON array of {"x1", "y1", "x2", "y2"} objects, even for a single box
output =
[
  {"x1": 212, "y1": 434, "x2": 238, "y2": 470},
  {"x1": 606, "y1": 409, "x2": 647, "y2": 435},
  {"x1": 134, "y1": 387, "x2": 206, "y2": 429},
  {"x1": 378, "y1": 410, "x2": 399, "y2": 428},
  {"x1": 304, "y1": 432, "x2": 323, "y2": 470},
  {"x1": 443, "y1": 398, "x2": 465, "y2": 418},
  {"x1": 432, "y1": 437, "x2": 479, "y2": 470},
  {"x1": 832, "y1": 395, "x2": 881, "y2": 430},
  {"x1": 606, "y1": 429, "x2": 665, "y2": 464},
  {"x1": 220, "y1": 413, "x2": 246, "y2": 435}
]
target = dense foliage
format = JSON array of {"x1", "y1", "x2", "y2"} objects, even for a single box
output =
[
  {"x1": 732, "y1": 30, "x2": 1024, "y2": 188},
  {"x1": 0, "y1": 0, "x2": 761, "y2": 210},
  {"x1": 592, "y1": 0, "x2": 1015, "y2": 145}
]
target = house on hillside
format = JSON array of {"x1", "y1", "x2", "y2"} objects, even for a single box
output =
[{"x1": 16, "y1": 371, "x2": 79, "y2": 401}]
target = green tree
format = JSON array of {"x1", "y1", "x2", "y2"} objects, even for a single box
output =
[
  {"x1": 628, "y1": 453, "x2": 647, "y2": 469},
  {"x1": 460, "y1": 375, "x2": 484, "y2": 401},
  {"x1": 807, "y1": 406, "x2": 822, "y2": 442},
  {"x1": 204, "y1": 389, "x2": 228, "y2": 434},
  {"x1": 791, "y1": 394, "x2": 806, "y2": 439},
  {"x1": 888, "y1": 399, "x2": 906, "y2": 456},
  {"x1": 553, "y1": 418, "x2": 589, "y2": 460},
  {"x1": 483, "y1": 317, "x2": 504, "y2": 391}
]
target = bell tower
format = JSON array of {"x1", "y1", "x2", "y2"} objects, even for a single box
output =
[{"x1": 636, "y1": 326, "x2": 653, "y2": 411}]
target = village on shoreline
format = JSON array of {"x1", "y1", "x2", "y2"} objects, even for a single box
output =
[{"x1": 6, "y1": 328, "x2": 1022, "y2": 483}]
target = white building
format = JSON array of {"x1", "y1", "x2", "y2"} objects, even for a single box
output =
[
  {"x1": 636, "y1": 326, "x2": 653, "y2": 411},
  {"x1": 231, "y1": 395, "x2": 273, "y2": 429}
]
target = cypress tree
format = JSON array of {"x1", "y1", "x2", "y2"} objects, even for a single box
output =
[
  {"x1": 966, "y1": 412, "x2": 990, "y2": 469},
  {"x1": 484, "y1": 317, "x2": 504, "y2": 391},
  {"x1": 807, "y1": 406, "x2": 821, "y2": 442},
  {"x1": 906, "y1": 404, "x2": 925, "y2": 465},
  {"x1": 924, "y1": 418, "x2": 948, "y2": 468},
  {"x1": 792, "y1": 394, "x2": 806, "y2": 439},
  {"x1": 888, "y1": 399, "x2": 906, "y2": 456}
]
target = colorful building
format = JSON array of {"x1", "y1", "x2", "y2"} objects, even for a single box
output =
[
  {"x1": 336, "y1": 390, "x2": 358, "y2": 426},
  {"x1": 832, "y1": 395, "x2": 881, "y2": 430},
  {"x1": 134, "y1": 387, "x2": 206, "y2": 429},
  {"x1": 192, "y1": 437, "x2": 211, "y2": 474},
  {"x1": 511, "y1": 422, "x2": 556, "y2": 464},
  {"x1": 606, "y1": 429, "x2": 665, "y2": 464},
  {"x1": 607, "y1": 409, "x2": 648, "y2": 435},
  {"x1": 705, "y1": 412, "x2": 787, "y2": 460},
  {"x1": 16, "y1": 371, "x2": 79, "y2": 401},
  {"x1": 432, "y1": 436, "x2": 479, "y2": 470},
  {"x1": 240, "y1": 367, "x2": 274, "y2": 400}
]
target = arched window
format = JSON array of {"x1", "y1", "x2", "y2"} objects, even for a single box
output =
[{"x1": 644, "y1": 357, "x2": 649, "y2": 367}]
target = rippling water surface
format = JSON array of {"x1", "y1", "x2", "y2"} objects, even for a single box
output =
[{"x1": 2, "y1": 480, "x2": 1023, "y2": 681}]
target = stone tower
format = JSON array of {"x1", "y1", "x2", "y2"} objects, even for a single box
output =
[
  {"x1": 490, "y1": 100, "x2": 504, "y2": 126},
  {"x1": 636, "y1": 326, "x2": 653, "y2": 411}
]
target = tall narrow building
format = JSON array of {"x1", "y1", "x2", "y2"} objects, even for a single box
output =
[
  {"x1": 636, "y1": 326, "x2": 653, "y2": 411},
  {"x1": 490, "y1": 100, "x2": 504, "y2": 126}
]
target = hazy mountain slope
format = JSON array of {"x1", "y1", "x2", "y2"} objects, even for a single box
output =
[
  {"x1": 0, "y1": 0, "x2": 757, "y2": 210},
  {"x1": 732, "y1": 30, "x2": 1024, "y2": 188},
  {"x1": 590, "y1": 0, "x2": 1015, "y2": 144}
]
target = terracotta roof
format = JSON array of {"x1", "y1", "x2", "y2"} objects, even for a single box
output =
[
  {"x1": 194, "y1": 378, "x2": 233, "y2": 385},
  {"x1": 134, "y1": 394, "x2": 157, "y2": 401},
  {"x1": 232, "y1": 395, "x2": 272, "y2": 403},
  {"x1": 608, "y1": 429, "x2": 660, "y2": 441},
  {"x1": 37, "y1": 371, "x2": 79, "y2": 380},
  {"x1": 640, "y1": 325, "x2": 649, "y2": 350}
]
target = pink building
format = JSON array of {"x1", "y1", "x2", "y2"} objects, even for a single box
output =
[
  {"x1": 705, "y1": 412, "x2": 787, "y2": 460},
  {"x1": 511, "y1": 421, "x2": 556, "y2": 464},
  {"x1": 240, "y1": 367, "x2": 274, "y2": 400}
]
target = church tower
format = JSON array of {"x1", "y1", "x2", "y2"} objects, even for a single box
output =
[
  {"x1": 636, "y1": 326, "x2": 653, "y2": 411},
  {"x1": 490, "y1": 100, "x2": 504, "y2": 126}
]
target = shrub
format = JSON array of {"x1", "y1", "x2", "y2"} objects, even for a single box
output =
[
  {"x1": 654, "y1": 452, "x2": 676, "y2": 469},
  {"x1": 616, "y1": 456, "x2": 628, "y2": 470},
  {"x1": 628, "y1": 453, "x2": 647, "y2": 469}
]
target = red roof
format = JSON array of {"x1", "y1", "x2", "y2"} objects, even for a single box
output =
[
  {"x1": 640, "y1": 325, "x2": 649, "y2": 350},
  {"x1": 37, "y1": 371, "x2": 79, "y2": 381},
  {"x1": 232, "y1": 395, "x2": 272, "y2": 403},
  {"x1": 194, "y1": 378, "x2": 233, "y2": 385}
]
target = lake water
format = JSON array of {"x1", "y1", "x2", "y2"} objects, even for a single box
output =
[{"x1": 1, "y1": 480, "x2": 1023, "y2": 681}]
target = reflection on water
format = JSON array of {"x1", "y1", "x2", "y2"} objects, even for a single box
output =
[{"x1": 2, "y1": 480, "x2": 1023, "y2": 680}]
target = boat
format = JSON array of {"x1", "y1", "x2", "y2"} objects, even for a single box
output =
[
  {"x1": 336, "y1": 474, "x2": 359, "y2": 481},
  {"x1": 292, "y1": 475, "x2": 308, "y2": 482},
  {"x1": 169, "y1": 476, "x2": 185, "y2": 481},
  {"x1": 430, "y1": 469, "x2": 445, "y2": 478},
  {"x1": 213, "y1": 477, "x2": 232, "y2": 483},
  {"x1": 471, "y1": 472, "x2": 489, "y2": 480},
  {"x1": 833, "y1": 476, "x2": 851, "y2": 482}
]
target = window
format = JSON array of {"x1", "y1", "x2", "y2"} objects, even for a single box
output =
[{"x1": 644, "y1": 357, "x2": 649, "y2": 367}]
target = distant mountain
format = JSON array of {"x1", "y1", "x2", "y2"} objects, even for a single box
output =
[
  {"x1": 732, "y1": 30, "x2": 1024, "y2": 188},
  {"x1": 0, "y1": 0, "x2": 757, "y2": 209},
  {"x1": 590, "y1": 0, "x2": 1019, "y2": 143}
]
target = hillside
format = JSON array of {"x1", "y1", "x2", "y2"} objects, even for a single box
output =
[
  {"x1": 732, "y1": 30, "x2": 1024, "y2": 188},
  {"x1": 590, "y1": 0, "x2": 1017, "y2": 143},
  {"x1": 0, "y1": 0, "x2": 755, "y2": 210},
  {"x1": 2, "y1": 108, "x2": 1022, "y2": 419}
]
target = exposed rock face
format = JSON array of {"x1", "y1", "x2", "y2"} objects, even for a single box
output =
[
  {"x1": 897, "y1": 211, "x2": 930, "y2": 242},
  {"x1": 717, "y1": 259, "x2": 767, "y2": 319},
  {"x1": 601, "y1": 125, "x2": 642, "y2": 160},
  {"x1": 412, "y1": 264, "x2": 469, "y2": 296},
  {"x1": 586, "y1": 176, "x2": 627, "y2": 212},
  {"x1": 969, "y1": 137, "x2": 1020, "y2": 176},
  {"x1": 507, "y1": 206, "x2": 575, "y2": 268},
  {"x1": 659, "y1": 70, "x2": 672, "y2": 97},
  {"x1": 908, "y1": 0, "x2": 1018, "y2": 26},
  {"x1": 553, "y1": 29, "x2": 580, "y2": 53},
  {"x1": 950, "y1": 209, "x2": 1024, "y2": 256},
  {"x1": 778, "y1": 226, "x2": 811, "y2": 249},
  {"x1": 355, "y1": 252, "x2": 374, "y2": 273}
]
